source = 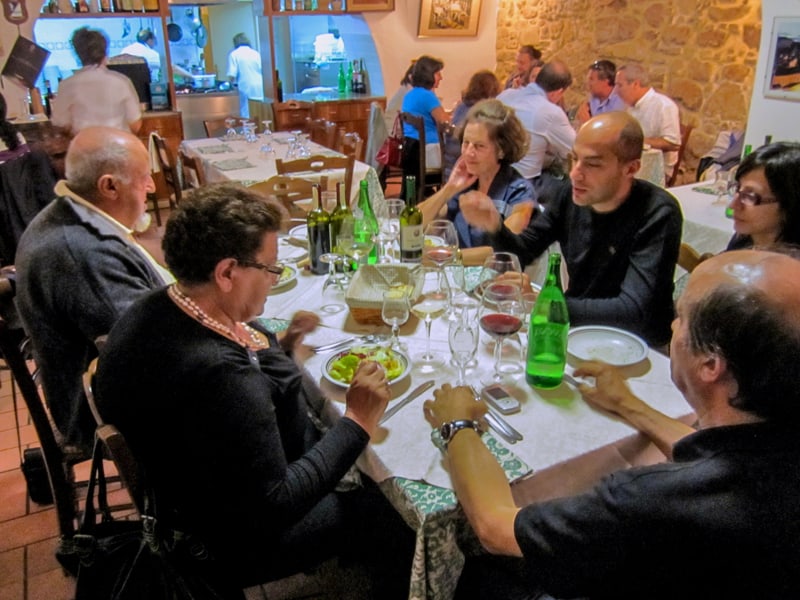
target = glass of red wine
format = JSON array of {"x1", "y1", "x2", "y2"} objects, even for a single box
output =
[
  {"x1": 423, "y1": 220, "x2": 459, "y2": 271},
  {"x1": 479, "y1": 281, "x2": 524, "y2": 383}
]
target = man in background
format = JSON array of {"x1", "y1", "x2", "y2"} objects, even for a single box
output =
[
  {"x1": 120, "y1": 28, "x2": 161, "y2": 82},
  {"x1": 459, "y1": 111, "x2": 681, "y2": 346},
  {"x1": 426, "y1": 249, "x2": 800, "y2": 599},
  {"x1": 504, "y1": 44, "x2": 543, "y2": 89},
  {"x1": 497, "y1": 60, "x2": 575, "y2": 196},
  {"x1": 52, "y1": 27, "x2": 141, "y2": 134},
  {"x1": 16, "y1": 127, "x2": 171, "y2": 454},
  {"x1": 574, "y1": 59, "x2": 626, "y2": 125},
  {"x1": 227, "y1": 33, "x2": 264, "y2": 119},
  {"x1": 615, "y1": 63, "x2": 681, "y2": 172}
]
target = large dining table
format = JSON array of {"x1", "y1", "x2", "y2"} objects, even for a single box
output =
[
  {"x1": 259, "y1": 260, "x2": 695, "y2": 600},
  {"x1": 669, "y1": 182, "x2": 733, "y2": 257},
  {"x1": 179, "y1": 133, "x2": 386, "y2": 211}
]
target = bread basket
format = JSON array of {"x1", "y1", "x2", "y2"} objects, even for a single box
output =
[{"x1": 344, "y1": 264, "x2": 422, "y2": 325}]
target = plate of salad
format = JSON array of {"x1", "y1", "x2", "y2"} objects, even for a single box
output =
[{"x1": 322, "y1": 345, "x2": 410, "y2": 388}]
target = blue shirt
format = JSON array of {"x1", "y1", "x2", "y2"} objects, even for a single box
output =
[
  {"x1": 401, "y1": 87, "x2": 441, "y2": 143},
  {"x1": 447, "y1": 164, "x2": 535, "y2": 248},
  {"x1": 589, "y1": 88, "x2": 626, "y2": 116}
]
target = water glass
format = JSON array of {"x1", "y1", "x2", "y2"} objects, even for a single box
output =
[
  {"x1": 411, "y1": 267, "x2": 449, "y2": 369},
  {"x1": 377, "y1": 199, "x2": 404, "y2": 263},
  {"x1": 382, "y1": 289, "x2": 410, "y2": 350},
  {"x1": 449, "y1": 318, "x2": 479, "y2": 386}
]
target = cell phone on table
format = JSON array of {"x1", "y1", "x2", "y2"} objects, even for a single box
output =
[{"x1": 481, "y1": 384, "x2": 521, "y2": 415}]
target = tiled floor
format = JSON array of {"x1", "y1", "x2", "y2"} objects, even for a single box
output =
[{"x1": 0, "y1": 368, "x2": 77, "y2": 600}]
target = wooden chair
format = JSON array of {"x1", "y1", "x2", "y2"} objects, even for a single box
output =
[
  {"x1": 678, "y1": 242, "x2": 713, "y2": 273},
  {"x1": 305, "y1": 117, "x2": 337, "y2": 149},
  {"x1": 272, "y1": 100, "x2": 313, "y2": 132},
  {"x1": 151, "y1": 133, "x2": 182, "y2": 225},
  {"x1": 276, "y1": 153, "x2": 355, "y2": 203},
  {"x1": 400, "y1": 111, "x2": 445, "y2": 205},
  {"x1": 667, "y1": 123, "x2": 694, "y2": 187},
  {"x1": 178, "y1": 148, "x2": 207, "y2": 189},
  {"x1": 336, "y1": 130, "x2": 364, "y2": 162},
  {"x1": 203, "y1": 116, "x2": 237, "y2": 138},
  {"x1": 248, "y1": 175, "x2": 322, "y2": 220}
]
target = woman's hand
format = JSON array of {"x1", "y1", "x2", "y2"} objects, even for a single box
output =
[
  {"x1": 278, "y1": 310, "x2": 320, "y2": 354},
  {"x1": 423, "y1": 383, "x2": 486, "y2": 429},
  {"x1": 447, "y1": 157, "x2": 478, "y2": 193},
  {"x1": 344, "y1": 360, "x2": 391, "y2": 438}
]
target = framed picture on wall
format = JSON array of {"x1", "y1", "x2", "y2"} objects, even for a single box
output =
[
  {"x1": 764, "y1": 16, "x2": 800, "y2": 101},
  {"x1": 418, "y1": 0, "x2": 482, "y2": 38}
]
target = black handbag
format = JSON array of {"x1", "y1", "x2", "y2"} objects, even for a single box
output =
[
  {"x1": 21, "y1": 447, "x2": 53, "y2": 505},
  {"x1": 72, "y1": 437, "x2": 242, "y2": 600}
]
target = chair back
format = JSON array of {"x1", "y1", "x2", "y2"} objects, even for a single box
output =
[
  {"x1": 678, "y1": 242, "x2": 713, "y2": 273},
  {"x1": 272, "y1": 100, "x2": 313, "y2": 132},
  {"x1": 203, "y1": 116, "x2": 236, "y2": 139},
  {"x1": 400, "y1": 111, "x2": 444, "y2": 204},
  {"x1": 667, "y1": 123, "x2": 694, "y2": 187},
  {"x1": 276, "y1": 153, "x2": 355, "y2": 202},
  {"x1": 305, "y1": 117, "x2": 337, "y2": 149},
  {"x1": 0, "y1": 317, "x2": 78, "y2": 539},
  {"x1": 94, "y1": 423, "x2": 146, "y2": 516},
  {"x1": 336, "y1": 130, "x2": 364, "y2": 163},
  {"x1": 152, "y1": 133, "x2": 182, "y2": 207},
  {"x1": 248, "y1": 176, "x2": 321, "y2": 219},
  {"x1": 178, "y1": 149, "x2": 207, "y2": 189}
]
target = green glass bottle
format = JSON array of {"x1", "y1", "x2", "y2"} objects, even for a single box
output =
[
  {"x1": 337, "y1": 63, "x2": 347, "y2": 95},
  {"x1": 307, "y1": 183, "x2": 331, "y2": 275},
  {"x1": 329, "y1": 180, "x2": 351, "y2": 253},
  {"x1": 355, "y1": 179, "x2": 378, "y2": 265},
  {"x1": 526, "y1": 253, "x2": 570, "y2": 389},
  {"x1": 399, "y1": 175, "x2": 423, "y2": 263},
  {"x1": 346, "y1": 61, "x2": 354, "y2": 95}
]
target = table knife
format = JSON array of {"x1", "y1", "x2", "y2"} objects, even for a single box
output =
[
  {"x1": 486, "y1": 408, "x2": 523, "y2": 442},
  {"x1": 484, "y1": 411, "x2": 519, "y2": 445},
  {"x1": 380, "y1": 380, "x2": 435, "y2": 425}
]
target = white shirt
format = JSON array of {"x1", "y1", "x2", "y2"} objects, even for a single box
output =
[
  {"x1": 120, "y1": 41, "x2": 161, "y2": 82},
  {"x1": 628, "y1": 87, "x2": 680, "y2": 170},
  {"x1": 226, "y1": 45, "x2": 264, "y2": 101},
  {"x1": 498, "y1": 83, "x2": 575, "y2": 179},
  {"x1": 51, "y1": 65, "x2": 141, "y2": 134},
  {"x1": 313, "y1": 33, "x2": 346, "y2": 62}
]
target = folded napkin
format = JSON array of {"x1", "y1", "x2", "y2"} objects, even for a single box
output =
[
  {"x1": 213, "y1": 158, "x2": 255, "y2": 171},
  {"x1": 197, "y1": 144, "x2": 233, "y2": 155}
]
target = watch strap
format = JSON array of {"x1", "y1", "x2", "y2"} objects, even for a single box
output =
[{"x1": 439, "y1": 419, "x2": 484, "y2": 450}]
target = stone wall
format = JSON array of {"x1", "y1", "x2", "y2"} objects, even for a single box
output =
[{"x1": 496, "y1": 0, "x2": 761, "y2": 184}]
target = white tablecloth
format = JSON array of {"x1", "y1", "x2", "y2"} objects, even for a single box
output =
[
  {"x1": 637, "y1": 147, "x2": 665, "y2": 187},
  {"x1": 180, "y1": 134, "x2": 385, "y2": 211},
  {"x1": 669, "y1": 183, "x2": 733, "y2": 257}
]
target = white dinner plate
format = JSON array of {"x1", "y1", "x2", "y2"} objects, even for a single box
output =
[
  {"x1": 322, "y1": 346, "x2": 410, "y2": 388},
  {"x1": 270, "y1": 264, "x2": 298, "y2": 291},
  {"x1": 567, "y1": 326, "x2": 648, "y2": 367},
  {"x1": 278, "y1": 235, "x2": 307, "y2": 263},
  {"x1": 289, "y1": 224, "x2": 308, "y2": 239}
]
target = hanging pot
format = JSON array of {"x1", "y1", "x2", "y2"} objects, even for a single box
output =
[
  {"x1": 167, "y1": 18, "x2": 183, "y2": 43},
  {"x1": 194, "y1": 24, "x2": 207, "y2": 48}
]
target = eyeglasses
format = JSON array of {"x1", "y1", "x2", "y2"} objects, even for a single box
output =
[
  {"x1": 727, "y1": 182, "x2": 778, "y2": 207},
  {"x1": 238, "y1": 260, "x2": 284, "y2": 277}
]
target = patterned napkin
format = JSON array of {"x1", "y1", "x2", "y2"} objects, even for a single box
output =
[
  {"x1": 213, "y1": 158, "x2": 255, "y2": 171},
  {"x1": 196, "y1": 144, "x2": 232, "y2": 155}
]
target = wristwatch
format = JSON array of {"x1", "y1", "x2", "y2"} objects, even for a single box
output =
[{"x1": 431, "y1": 419, "x2": 485, "y2": 451}]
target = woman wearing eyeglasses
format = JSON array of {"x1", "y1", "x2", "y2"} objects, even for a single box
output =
[
  {"x1": 95, "y1": 182, "x2": 414, "y2": 597},
  {"x1": 727, "y1": 141, "x2": 800, "y2": 250}
]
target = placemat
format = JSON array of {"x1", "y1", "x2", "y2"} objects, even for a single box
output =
[
  {"x1": 196, "y1": 144, "x2": 232, "y2": 155},
  {"x1": 213, "y1": 158, "x2": 255, "y2": 171}
]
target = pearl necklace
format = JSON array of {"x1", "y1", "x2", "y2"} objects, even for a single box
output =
[{"x1": 168, "y1": 284, "x2": 269, "y2": 350}]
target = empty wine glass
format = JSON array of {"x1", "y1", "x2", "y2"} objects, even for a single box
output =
[
  {"x1": 479, "y1": 281, "x2": 524, "y2": 383},
  {"x1": 377, "y1": 199, "x2": 404, "y2": 263},
  {"x1": 411, "y1": 267, "x2": 449, "y2": 370},
  {"x1": 337, "y1": 217, "x2": 373, "y2": 266},
  {"x1": 449, "y1": 317, "x2": 479, "y2": 386},
  {"x1": 224, "y1": 117, "x2": 238, "y2": 140},
  {"x1": 478, "y1": 252, "x2": 522, "y2": 293},
  {"x1": 382, "y1": 289, "x2": 410, "y2": 350}
]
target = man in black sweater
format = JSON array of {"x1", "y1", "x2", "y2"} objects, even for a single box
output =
[{"x1": 459, "y1": 111, "x2": 682, "y2": 346}]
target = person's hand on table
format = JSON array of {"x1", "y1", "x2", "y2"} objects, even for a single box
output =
[
  {"x1": 344, "y1": 360, "x2": 391, "y2": 438},
  {"x1": 423, "y1": 383, "x2": 486, "y2": 429},
  {"x1": 278, "y1": 310, "x2": 320, "y2": 355},
  {"x1": 573, "y1": 360, "x2": 646, "y2": 419},
  {"x1": 459, "y1": 191, "x2": 502, "y2": 234}
]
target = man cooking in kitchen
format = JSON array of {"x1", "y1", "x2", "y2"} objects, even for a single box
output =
[{"x1": 227, "y1": 33, "x2": 264, "y2": 119}]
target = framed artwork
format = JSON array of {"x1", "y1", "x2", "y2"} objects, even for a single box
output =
[
  {"x1": 763, "y1": 16, "x2": 800, "y2": 101},
  {"x1": 418, "y1": 0, "x2": 481, "y2": 38}
]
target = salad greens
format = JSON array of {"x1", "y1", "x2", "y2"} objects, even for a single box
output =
[{"x1": 327, "y1": 346, "x2": 405, "y2": 384}]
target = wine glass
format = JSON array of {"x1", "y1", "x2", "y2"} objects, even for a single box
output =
[
  {"x1": 478, "y1": 252, "x2": 522, "y2": 293},
  {"x1": 224, "y1": 117, "x2": 238, "y2": 140},
  {"x1": 479, "y1": 281, "x2": 524, "y2": 383},
  {"x1": 377, "y1": 199, "x2": 404, "y2": 263},
  {"x1": 424, "y1": 220, "x2": 459, "y2": 272},
  {"x1": 337, "y1": 217, "x2": 373, "y2": 266},
  {"x1": 410, "y1": 267, "x2": 449, "y2": 370},
  {"x1": 382, "y1": 289, "x2": 410, "y2": 350},
  {"x1": 449, "y1": 317, "x2": 479, "y2": 386}
]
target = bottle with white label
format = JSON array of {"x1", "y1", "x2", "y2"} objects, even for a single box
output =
[{"x1": 399, "y1": 175, "x2": 423, "y2": 263}]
